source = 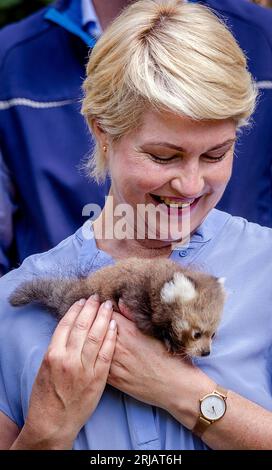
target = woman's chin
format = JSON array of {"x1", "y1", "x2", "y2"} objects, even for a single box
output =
[{"x1": 144, "y1": 228, "x2": 189, "y2": 244}]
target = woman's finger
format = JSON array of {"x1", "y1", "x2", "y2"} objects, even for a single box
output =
[
  {"x1": 50, "y1": 298, "x2": 87, "y2": 350},
  {"x1": 93, "y1": 319, "x2": 117, "y2": 374},
  {"x1": 66, "y1": 294, "x2": 100, "y2": 354},
  {"x1": 81, "y1": 300, "x2": 113, "y2": 367}
]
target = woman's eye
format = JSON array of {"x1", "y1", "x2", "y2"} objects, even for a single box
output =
[
  {"x1": 148, "y1": 152, "x2": 227, "y2": 164},
  {"x1": 193, "y1": 331, "x2": 202, "y2": 340},
  {"x1": 148, "y1": 153, "x2": 177, "y2": 164},
  {"x1": 203, "y1": 153, "x2": 227, "y2": 162}
]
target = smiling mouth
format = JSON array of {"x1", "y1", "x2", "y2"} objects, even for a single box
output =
[{"x1": 150, "y1": 194, "x2": 201, "y2": 210}]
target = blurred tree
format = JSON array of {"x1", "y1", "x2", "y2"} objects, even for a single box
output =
[
  {"x1": 0, "y1": 0, "x2": 53, "y2": 28},
  {"x1": 250, "y1": 0, "x2": 272, "y2": 7}
]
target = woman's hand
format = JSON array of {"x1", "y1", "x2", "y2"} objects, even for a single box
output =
[
  {"x1": 15, "y1": 296, "x2": 117, "y2": 450},
  {"x1": 108, "y1": 308, "x2": 195, "y2": 412}
]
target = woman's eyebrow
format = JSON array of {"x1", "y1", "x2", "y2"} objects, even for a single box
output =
[
  {"x1": 207, "y1": 138, "x2": 236, "y2": 151},
  {"x1": 143, "y1": 142, "x2": 186, "y2": 152},
  {"x1": 143, "y1": 138, "x2": 236, "y2": 152}
]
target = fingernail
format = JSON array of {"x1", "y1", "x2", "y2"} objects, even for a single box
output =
[
  {"x1": 109, "y1": 319, "x2": 116, "y2": 330},
  {"x1": 104, "y1": 300, "x2": 112, "y2": 310},
  {"x1": 118, "y1": 298, "x2": 124, "y2": 305},
  {"x1": 90, "y1": 293, "x2": 99, "y2": 301},
  {"x1": 78, "y1": 298, "x2": 86, "y2": 306}
]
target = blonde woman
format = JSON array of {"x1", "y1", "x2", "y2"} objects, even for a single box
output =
[{"x1": 0, "y1": 0, "x2": 271, "y2": 450}]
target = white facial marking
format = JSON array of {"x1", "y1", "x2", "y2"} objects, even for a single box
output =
[
  {"x1": 161, "y1": 272, "x2": 197, "y2": 303},
  {"x1": 176, "y1": 319, "x2": 190, "y2": 330},
  {"x1": 218, "y1": 277, "x2": 226, "y2": 286}
]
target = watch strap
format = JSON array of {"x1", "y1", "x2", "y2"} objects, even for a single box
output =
[
  {"x1": 215, "y1": 384, "x2": 228, "y2": 399},
  {"x1": 193, "y1": 416, "x2": 211, "y2": 438}
]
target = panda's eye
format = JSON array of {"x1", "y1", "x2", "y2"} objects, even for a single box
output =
[{"x1": 193, "y1": 331, "x2": 202, "y2": 340}]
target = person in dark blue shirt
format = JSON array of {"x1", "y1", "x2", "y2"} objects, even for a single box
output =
[
  {"x1": 0, "y1": 0, "x2": 130, "y2": 276},
  {"x1": 200, "y1": 0, "x2": 272, "y2": 226}
]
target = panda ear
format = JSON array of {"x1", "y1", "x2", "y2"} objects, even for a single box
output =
[{"x1": 161, "y1": 272, "x2": 197, "y2": 304}]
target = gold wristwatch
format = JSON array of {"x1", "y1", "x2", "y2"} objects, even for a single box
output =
[{"x1": 193, "y1": 385, "x2": 228, "y2": 438}]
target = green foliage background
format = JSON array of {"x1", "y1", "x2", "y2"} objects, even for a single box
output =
[{"x1": 0, "y1": 0, "x2": 53, "y2": 28}]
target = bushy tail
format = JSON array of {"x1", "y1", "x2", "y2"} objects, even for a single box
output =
[{"x1": 9, "y1": 277, "x2": 80, "y2": 319}]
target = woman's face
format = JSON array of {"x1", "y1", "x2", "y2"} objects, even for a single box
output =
[{"x1": 102, "y1": 109, "x2": 236, "y2": 244}]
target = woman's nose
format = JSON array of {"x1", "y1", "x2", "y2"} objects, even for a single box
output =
[{"x1": 170, "y1": 167, "x2": 205, "y2": 198}]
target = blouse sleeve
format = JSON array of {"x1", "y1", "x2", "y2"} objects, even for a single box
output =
[{"x1": 0, "y1": 268, "x2": 56, "y2": 428}]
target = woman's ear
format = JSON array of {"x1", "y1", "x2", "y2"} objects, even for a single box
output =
[{"x1": 90, "y1": 118, "x2": 108, "y2": 148}]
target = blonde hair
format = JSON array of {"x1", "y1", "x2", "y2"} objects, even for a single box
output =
[{"x1": 81, "y1": 0, "x2": 257, "y2": 182}]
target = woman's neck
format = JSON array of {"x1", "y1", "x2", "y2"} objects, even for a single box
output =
[
  {"x1": 92, "y1": 227, "x2": 173, "y2": 260},
  {"x1": 92, "y1": 0, "x2": 131, "y2": 31}
]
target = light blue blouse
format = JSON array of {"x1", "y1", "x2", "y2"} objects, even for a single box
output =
[{"x1": 0, "y1": 209, "x2": 271, "y2": 450}]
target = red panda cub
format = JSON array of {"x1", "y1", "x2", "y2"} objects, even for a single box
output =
[{"x1": 9, "y1": 258, "x2": 225, "y2": 358}]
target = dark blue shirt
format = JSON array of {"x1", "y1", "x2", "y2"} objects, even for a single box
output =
[
  {"x1": 200, "y1": 0, "x2": 272, "y2": 226},
  {"x1": 0, "y1": 0, "x2": 109, "y2": 275}
]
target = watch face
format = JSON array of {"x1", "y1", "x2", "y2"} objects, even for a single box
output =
[{"x1": 200, "y1": 394, "x2": 226, "y2": 421}]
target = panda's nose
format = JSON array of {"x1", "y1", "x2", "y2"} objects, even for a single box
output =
[{"x1": 201, "y1": 350, "x2": 210, "y2": 357}]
